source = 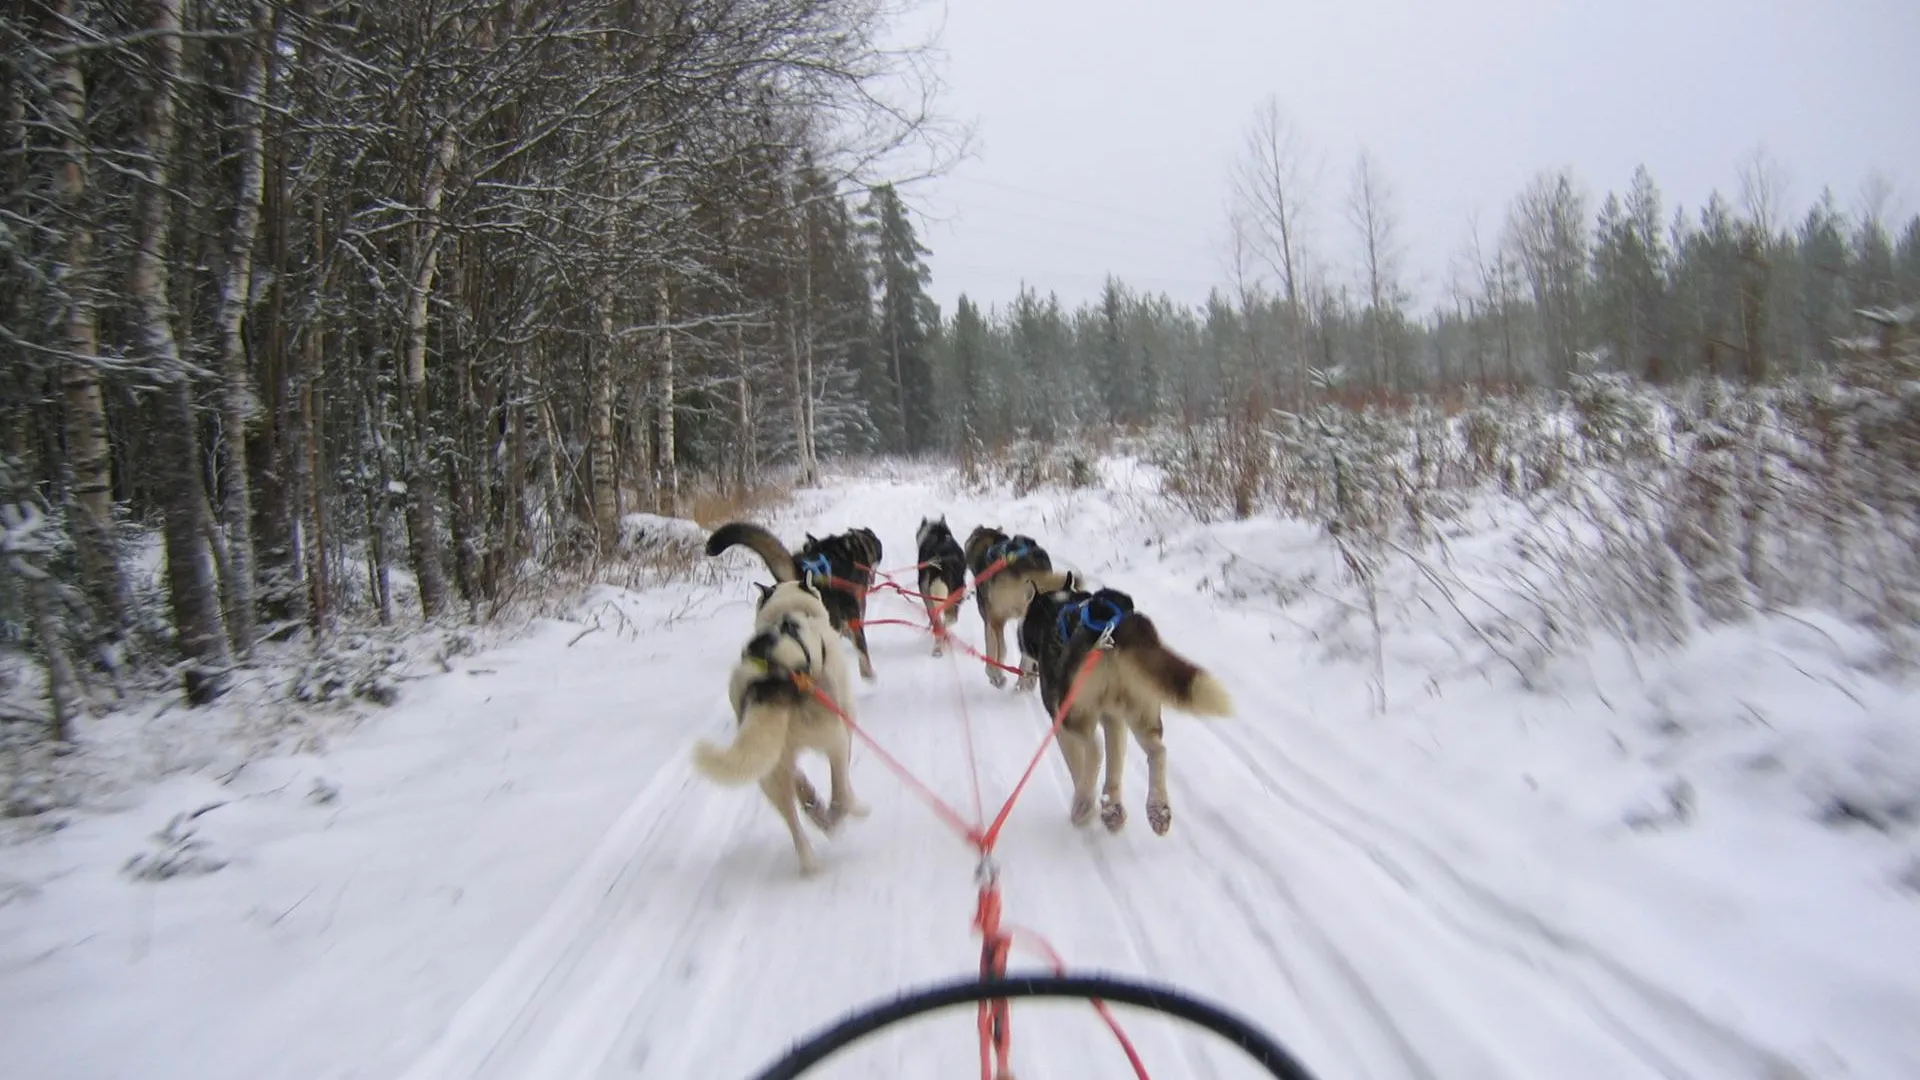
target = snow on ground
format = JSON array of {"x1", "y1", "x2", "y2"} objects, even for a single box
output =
[{"x1": 3, "y1": 459, "x2": 1918, "y2": 1079}]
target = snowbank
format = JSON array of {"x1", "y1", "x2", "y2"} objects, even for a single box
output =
[{"x1": 2, "y1": 459, "x2": 1916, "y2": 1080}]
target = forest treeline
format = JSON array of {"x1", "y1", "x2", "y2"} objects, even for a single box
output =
[
  {"x1": 1, "y1": 0, "x2": 950, "y2": 720},
  {"x1": 1, "y1": 3, "x2": 1913, "y2": 731}
]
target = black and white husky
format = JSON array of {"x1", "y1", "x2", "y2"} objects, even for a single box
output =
[
  {"x1": 1018, "y1": 576, "x2": 1232, "y2": 836},
  {"x1": 914, "y1": 516, "x2": 968, "y2": 655},
  {"x1": 706, "y1": 522, "x2": 884, "y2": 679}
]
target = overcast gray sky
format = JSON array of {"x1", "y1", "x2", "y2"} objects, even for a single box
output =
[{"x1": 897, "y1": 0, "x2": 1920, "y2": 320}]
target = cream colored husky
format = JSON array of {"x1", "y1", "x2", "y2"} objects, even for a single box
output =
[{"x1": 693, "y1": 581, "x2": 868, "y2": 875}]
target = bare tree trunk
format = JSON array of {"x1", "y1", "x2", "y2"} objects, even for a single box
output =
[
  {"x1": 626, "y1": 356, "x2": 653, "y2": 513},
  {"x1": 590, "y1": 306, "x2": 618, "y2": 551},
  {"x1": 45, "y1": 0, "x2": 131, "y2": 638},
  {"x1": 447, "y1": 295, "x2": 480, "y2": 607},
  {"x1": 498, "y1": 355, "x2": 527, "y2": 585},
  {"x1": 299, "y1": 307, "x2": 328, "y2": 631},
  {"x1": 363, "y1": 346, "x2": 394, "y2": 626},
  {"x1": 655, "y1": 281, "x2": 678, "y2": 517},
  {"x1": 211, "y1": 0, "x2": 273, "y2": 654},
  {"x1": 401, "y1": 131, "x2": 456, "y2": 618},
  {"x1": 887, "y1": 319, "x2": 907, "y2": 459},
  {"x1": 784, "y1": 182, "x2": 821, "y2": 484},
  {"x1": 128, "y1": 0, "x2": 233, "y2": 691},
  {"x1": 789, "y1": 311, "x2": 820, "y2": 486},
  {"x1": 736, "y1": 374, "x2": 752, "y2": 494},
  {"x1": 158, "y1": 383, "x2": 234, "y2": 702},
  {"x1": 733, "y1": 323, "x2": 753, "y2": 494},
  {"x1": 538, "y1": 396, "x2": 566, "y2": 557},
  {"x1": 799, "y1": 246, "x2": 818, "y2": 474},
  {"x1": 1738, "y1": 226, "x2": 1771, "y2": 383},
  {"x1": 249, "y1": 18, "x2": 307, "y2": 636},
  {"x1": 22, "y1": 559, "x2": 81, "y2": 739},
  {"x1": 1233, "y1": 97, "x2": 1314, "y2": 409}
]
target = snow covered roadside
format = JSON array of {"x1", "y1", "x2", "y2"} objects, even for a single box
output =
[{"x1": 2, "y1": 460, "x2": 1917, "y2": 1079}]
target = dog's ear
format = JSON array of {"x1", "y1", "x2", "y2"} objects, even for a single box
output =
[
  {"x1": 1064, "y1": 571, "x2": 1078, "y2": 592},
  {"x1": 805, "y1": 532, "x2": 818, "y2": 545},
  {"x1": 754, "y1": 582, "x2": 774, "y2": 607}
]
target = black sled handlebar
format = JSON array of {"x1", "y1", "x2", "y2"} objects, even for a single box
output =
[{"x1": 748, "y1": 971, "x2": 1323, "y2": 1080}]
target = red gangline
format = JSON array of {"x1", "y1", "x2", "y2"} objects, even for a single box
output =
[
  {"x1": 1002, "y1": 923, "x2": 1151, "y2": 1079},
  {"x1": 788, "y1": 559, "x2": 1145, "y2": 1080}
]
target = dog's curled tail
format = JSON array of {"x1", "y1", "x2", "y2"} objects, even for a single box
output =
[
  {"x1": 692, "y1": 696, "x2": 792, "y2": 784},
  {"x1": 705, "y1": 522, "x2": 797, "y2": 582},
  {"x1": 1108, "y1": 614, "x2": 1234, "y2": 718}
]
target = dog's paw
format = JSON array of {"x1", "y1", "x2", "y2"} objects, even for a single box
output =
[
  {"x1": 1145, "y1": 800, "x2": 1172, "y2": 836},
  {"x1": 1070, "y1": 795, "x2": 1097, "y2": 827},
  {"x1": 821, "y1": 799, "x2": 870, "y2": 833},
  {"x1": 858, "y1": 657, "x2": 876, "y2": 681},
  {"x1": 930, "y1": 643, "x2": 945, "y2": 658},
  {"x1": 987, "y1": 667, "x2": 1007, "y2": 689},
  {"x1": 797, "y1": 855, "x2": 823, "y2": 878},
  {"x1": 1100, "y1": 796, "x2": 1127, "y2": 833},
  {"x1": 797, "y1": 777, "x2": 831, "y2": 830},
  {"x1": 1014, "y1": 675, "x2": 1036, "y2": 694}
]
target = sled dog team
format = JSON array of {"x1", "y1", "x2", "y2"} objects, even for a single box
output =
[{"x1": 692, "y1": 517, "x2": 1233, "y2": 876}]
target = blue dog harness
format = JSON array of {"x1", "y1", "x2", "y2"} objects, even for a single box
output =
[
  {"x1": 986, "y1": 537, "x2": 1031, "y2": 564},
  {"x1": 1056, "y1": 594, "x2": 1127, "y2": 645},
  {"x1": 798, "y1": 553, "x2": 833, "y2": 586}
]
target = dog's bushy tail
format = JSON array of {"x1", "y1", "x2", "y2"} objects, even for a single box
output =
[
  {"x1": 1108, "y1": 614, "x2": 1234, "y2": 717},
  {"x1": 693, "y1": 697, "x2": 791, "y2": 784},
  {"x1": 705, "y1": 522, "x2": 796, "y2": 582}
]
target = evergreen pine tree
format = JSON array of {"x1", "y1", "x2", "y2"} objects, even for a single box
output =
[{"x1": 862, "y1": 184, "x2": 939, "y2": 453}]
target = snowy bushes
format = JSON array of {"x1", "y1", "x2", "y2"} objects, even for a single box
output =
[
  {"x1": 1149, "y1": 407, "x2": 1274, "y2": 522},
  {"x1": 289, "y1": 636, "x2": 407, "y2": 707},
  {"x1": 1156, "y1": 309, "x2": 1920, "y2": 670},
  {"x1": 977, "y1": 436, "x2": 1103, "y2": 496}
]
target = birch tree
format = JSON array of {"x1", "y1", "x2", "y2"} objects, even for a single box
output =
[
  {"x1": 1230, "y1": 96, "x2": 1318, "y2": 404},
  {"x1": 1346, "y1": 149, "x2": 1408, "y2": 391}
]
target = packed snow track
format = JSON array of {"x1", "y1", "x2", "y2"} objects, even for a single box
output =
[{"x1": 4, "y1": 467, "x2": 1915, "y2": 1080}]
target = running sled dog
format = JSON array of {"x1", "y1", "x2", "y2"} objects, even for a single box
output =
[
  {"x1": 963, "y1": 526, "x2": 1070, "y2": 687},
  {"x1": 706, "y1": 522, "x2": 883, "y2": 679},
  {"x1": 914, "y1": 516, "x2": 967, "y2": 655},
  {"x1": 692, "y1": 580, "x2": 868, "y2": 876},
  {"x1": 1019, "y1": 577, "x2": 1233, "y2": 835}
]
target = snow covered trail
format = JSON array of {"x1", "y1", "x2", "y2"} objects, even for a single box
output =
[
  {"x1": 388, "y1": 467, "x2": 1917, "y2": 1080},
  {"x1": 6, "y1": 463, "x2": 1917, "y2": 1080}
]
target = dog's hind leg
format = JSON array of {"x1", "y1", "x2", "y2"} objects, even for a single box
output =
[
  {"x1": 851, "y1": 619, "x2": 875, "y2": 681},
  {"x1": 821, "y1": 732, "x2": 870, "y2": 831},
  {"x1": 1098, "y1": 713, "x2": 1129, "y2": 833},
  {"x1": 983, "y1": 617, "x2": 1009, "y2": 688},
  {"x1": 927, "y1": 604, "x2": 946, "y2": 656},
  {"x1": 1057, "y1": 723, "x2": 1101, "y2": 827},
  {"x1": 795, "y1": 770, "x2": 832, "y2": 832},
  {"x1": 1133, "y1": 710, "x2": 1172, "y2": 836},
  {"x1": 760, "y1": 764, "x2": 820, "y2": 876},
  {"x1": 922, "y1": 588, "x2": 947, "y2": 656}
]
